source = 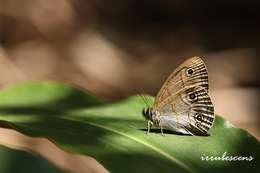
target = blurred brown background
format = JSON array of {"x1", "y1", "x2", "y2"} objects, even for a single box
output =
[{"x1": 0, "y1": 1, "x2": 259, "y2": 172}]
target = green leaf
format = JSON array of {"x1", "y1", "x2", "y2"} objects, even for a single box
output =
[
  {"x1": 0, "y1": 81, "x2": 259, "y2": 173},
  {"x1": 0, "y1": 144, "x2": 62, "y2": 173}
]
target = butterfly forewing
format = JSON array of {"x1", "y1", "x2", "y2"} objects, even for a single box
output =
[{"x1": 154, "y1": 57, "x2": 209, "y2": 108}]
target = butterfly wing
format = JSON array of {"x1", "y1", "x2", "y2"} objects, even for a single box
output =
[
  {"x1": 154, "y1": 57, "x2": 209, "y2": 108},
  {"x1": 158, "y1": 86, "x2": 215, "y2": 135},
  {"x1": 153, "y1": 57, "x2": 214, "y2": 135}
]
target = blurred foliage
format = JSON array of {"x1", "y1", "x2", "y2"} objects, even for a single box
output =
[
  {"x1": 0, "y1": 144, "x2": 62, "y2": 173},
  {"x1": 0, "y1": 81, "x2": 258, "y2": 173}
]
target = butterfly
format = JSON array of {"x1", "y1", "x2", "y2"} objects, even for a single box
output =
[{"x1": 142, "y1": 57, "x2": 215, "y2": 136}]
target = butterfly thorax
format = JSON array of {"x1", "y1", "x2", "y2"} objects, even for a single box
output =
[{"x1": 142, "y1": 107, "x2": 160, "y2": 126}]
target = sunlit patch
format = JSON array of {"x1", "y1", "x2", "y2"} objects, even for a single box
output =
[{"x1": 224, "y1": 121, "x2": 235, "y2": 128}]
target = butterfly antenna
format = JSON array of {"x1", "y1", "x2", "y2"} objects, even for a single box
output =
[
  {"x1": 144, "y1": 94, "x2": 154, "y2": 107},
  {"x1": 140, "y1": 88, "x2": 154, "y2": 107},
  {"x1": 135, "y1": 89, "x2": 149, "y2": 107}
]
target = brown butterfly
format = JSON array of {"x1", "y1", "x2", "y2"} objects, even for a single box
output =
[{"x1": 142, "y1": 57, "x2": 215, "y2": 136}]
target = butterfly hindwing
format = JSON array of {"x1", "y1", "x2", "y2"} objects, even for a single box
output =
[
  {"x1": 183, "y1": 86, "x2": 214, "y2": 135},
  {"x1": 158, "y1": 86, "x2": 215, "y2": 135}
]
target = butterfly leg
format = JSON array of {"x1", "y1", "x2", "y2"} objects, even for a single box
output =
[
  {"x1": 158, "y1": 119, "x2": 165, "y2": 136},
  {"x1": 147, "y1": 120, "x2": 153, "y2": 135},
  {"x1": 160, "y1": 124, "x2": 165, "y2": 136}
]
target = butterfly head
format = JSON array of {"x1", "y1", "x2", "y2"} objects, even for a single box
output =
[{"x1": 142, "y1": 107, "x2": 154, "y2": 121}]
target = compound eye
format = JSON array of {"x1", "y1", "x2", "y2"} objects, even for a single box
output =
[
  {"x1": 142, "y1": 108, "x2": 145, "y2": 116},
  {"x1": 145, "y1": 108, "x2": 149, "y2": 116},
  {"x1": 186, "y1": 68, "x2": 194, "y2": 76}
]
